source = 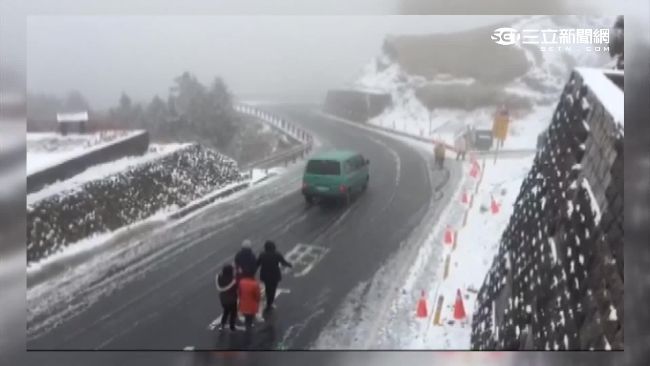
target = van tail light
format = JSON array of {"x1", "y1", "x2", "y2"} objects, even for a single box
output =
[{"x1": 339, "y1": 184, "x2": 347, "y2": 193}]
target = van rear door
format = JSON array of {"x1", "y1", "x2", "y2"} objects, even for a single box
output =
[{"x1": 304, "y1": 159, "x2": 342, "y2": 193}]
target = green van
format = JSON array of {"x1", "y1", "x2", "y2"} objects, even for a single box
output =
[{"x1": 302, "y1": 150, "x2": 370, "y2": 204}]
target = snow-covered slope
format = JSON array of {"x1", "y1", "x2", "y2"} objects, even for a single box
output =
[{"x1": 352, "y1": 15, "x2": 615, "y2": 149}]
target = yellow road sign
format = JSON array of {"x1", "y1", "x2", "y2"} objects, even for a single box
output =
[{"x1": 492, "y1": 113, "x2": 509, "y2": 141}]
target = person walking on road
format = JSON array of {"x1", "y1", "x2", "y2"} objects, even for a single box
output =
[
  {"x1": 215, "y1": 264, "x2": 238, "y2": 331},
  {"x1": 434, "y1": 142, "x2": 446, "y2": 170},
  {"x1": 257, "y1": 240, "x2": 293, "y2": 312},
  {"x1": 237, "y1": 274, "x2": 261, "y2": 330},
  {"x1": 454, "y1": 133, "x2": 468, "y2": 161},
  {"x1": 235, "y1": 239, "x2": 257, "y2": 279}
]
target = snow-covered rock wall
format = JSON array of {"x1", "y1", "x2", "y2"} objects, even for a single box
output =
[
  {"x1": 470, "y1": 68, "x2": 623, "y2": 350},
  {"x1": 27, "y1": 144, "x2": 244, "y2": 264}
]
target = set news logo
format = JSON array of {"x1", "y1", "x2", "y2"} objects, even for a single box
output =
[{"x1": 491, "y1": 28, "x2": 520, "y2": 46}]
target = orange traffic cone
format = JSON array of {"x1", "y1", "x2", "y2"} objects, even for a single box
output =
[
  {"x1": 444, "y1": 226, "x2": 454, "y2": 245},
  {"x1": 469, "y1": 164, "x2": 479, "y2": 178},
  {"x1": 417, "y1": 291, "x2": 428, "y2": 318},
  {"x1": 461, "y1": 191, "x2": 470, "y2": 204},
  {"x1": 490, "y1": 195, "x2": 500, "y2": 214},
  {"x1": 453, "y1": 289, "x2": 467, "y2": 320}
]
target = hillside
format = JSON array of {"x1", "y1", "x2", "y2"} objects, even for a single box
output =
[{"x1": 353, "y1": 15, "x2": 615, "y2": 149}]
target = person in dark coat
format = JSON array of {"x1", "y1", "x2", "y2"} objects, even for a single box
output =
[
  {"x1": 216, "y1": 264, "x2": 238, "y2": 331},
  {"x1": 256, "y1": 240, "x2": 292, "y2": 311},
  {"x1": 234, "y1": 239, "x2": 257, "y2": 279},
  {"x1": 434, "y1": 142, "x2": 446, "y2": 169}
]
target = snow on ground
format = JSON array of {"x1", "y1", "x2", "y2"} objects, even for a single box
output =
[
  {"x1": 316, "y1": 111, "x2": 538, "y2": 349},
  {"x1": 27, "y1": 143, "x2": 190, "y2": 205},
  {"x1": 397, "y1": 154, "x2": 534, "y2": 349},
  {"x1": 250, "y1": 167, "x2": 284, "y2": 185},
  {"x1": 26, "y1": 162, "x2": 303, "y2": 340},
  {"x1": 26, "y1": 130, "x2": 144, "y2": 175},
  {"x1": 576, "y1": 67, "x2": 624, "y2": 130},
  {"x1": 27, "y1": 162, "x2": 288, "y2": 277},
  {"x1": 353, "y1": 15, "x2": 613, "y2": 151},
  {"x1": 26, "y1": 207, "x2": 175, "y2": 275}
]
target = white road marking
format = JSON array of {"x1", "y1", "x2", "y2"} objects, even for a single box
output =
[
  {"x1": 183, "y1": 346, "x2": 194, "y2": 351},
  {"x1": 284, "y1": 243, "x2": 329, "y2": 277}
]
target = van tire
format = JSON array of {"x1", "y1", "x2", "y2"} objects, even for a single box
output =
[
  {"x1": 362, "y1": 176, "x2": 369, "y2": 191},
  {"x1": 343, "y1": 191, "x2": 351, "y2": 205},
  {"x1": 304, "y1": 195, "x2": 314, "y2": 205}
]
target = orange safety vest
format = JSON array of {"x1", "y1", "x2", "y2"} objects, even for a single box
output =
[{"x1": 238, "y1": 277, "x2": 261, "y2": 315}]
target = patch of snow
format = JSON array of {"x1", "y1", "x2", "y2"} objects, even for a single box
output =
[
  {"x1": 27, "y1": 143, "x2": 189, "y2": 205},
  {"x1": 549, "y1": 238, "x2": 558, "y2": 264},
  {"x1": 581, "y1": 178, "x2": 602, "y2": 224},
  {"x1": 27, "y1": 130, "x2": 146, "y2": 175},
  {"x1": 26, "y1": 206, "x2": 173, "y2": 275},
  {"x1": 608, "y1": 305, "x2": 618, "y2": 321},
  {"x1": 576, "y1": 67, "x2": 624, "y2": 131},
  {"x1": 603, "y1": 335, "x2": 612, "y2": 350}
]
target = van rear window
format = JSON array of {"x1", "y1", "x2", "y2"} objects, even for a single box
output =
[{"x1": 306, "y1": 160, "x2": 340, "y2": 175}]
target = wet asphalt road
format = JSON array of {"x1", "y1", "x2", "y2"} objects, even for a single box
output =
[{"x1": 26, "y1": 106, "x2": 460, "y2": 351}]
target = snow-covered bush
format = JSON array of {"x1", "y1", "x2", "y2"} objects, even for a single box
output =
[{"x1": 27, "y1": 144, "x2": 243, "y2": 263}]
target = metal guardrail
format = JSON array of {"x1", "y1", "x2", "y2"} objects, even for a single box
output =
[
  {"x1": 235, "y1": 104, "x2": 314, "y2": 171},
  {"x1": 170, "y1": 105, "x2": 316, "y2": 220},
  {"x1": 169, "y1": 180, "x2": 251, "y2": 220},
  {"x1": 324, "y1": 111, "x2": 536, "y2": 158}
]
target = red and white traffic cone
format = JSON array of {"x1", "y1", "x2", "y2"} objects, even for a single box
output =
[
  {"x1": 444, "y1": 226, "x2": 454, "y2": 245},
  {"x1": 490, "y1": 195, "x2": 500, "y2": 215},
  {"x1": 461, "y1": 190, "x2": 470, "y2": 205},
  {"x1": 453, "y1": 289, "x2": 467, "y2": 321},
  {"x1": 416, "y1": 291, "x2": 428, "y2": 318}
]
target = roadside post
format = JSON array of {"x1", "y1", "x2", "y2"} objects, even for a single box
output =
[{"x1": 492, "y1": 106, "x2": 510, "y2": 164}]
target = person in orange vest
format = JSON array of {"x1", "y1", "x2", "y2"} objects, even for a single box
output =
[{"x1": 237, "y1": 273, "x2": 261, "y2": 330}]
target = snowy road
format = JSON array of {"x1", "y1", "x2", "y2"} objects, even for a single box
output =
[{"x1": 26, "y1": 106, "x2": 462, "y2": 350}]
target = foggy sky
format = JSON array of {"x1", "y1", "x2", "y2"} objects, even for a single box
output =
[{"x1": 27, "y1": 15, "x2": 519, "y2": 108}]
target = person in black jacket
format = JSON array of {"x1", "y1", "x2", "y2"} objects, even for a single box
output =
[
  {"x1": 234, "y1": 239, "x2": 257, "y2": 279},
  {"x1": 216, "y1": 264, "x2": 238, "y2": 331},
  {"x1": 257, "y1": 240, "x2": 292, "y2": 311}
]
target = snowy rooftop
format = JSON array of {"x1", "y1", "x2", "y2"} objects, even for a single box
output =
[
  {"x1": 56, "y1": 111, "x2": 88, "y2": 123},
  {"x1": 575, "y1": 68, "x2": 624, "y2": 130},
  {"x1": 27, "y1": 130, "x2": 146, "y2": 175}
]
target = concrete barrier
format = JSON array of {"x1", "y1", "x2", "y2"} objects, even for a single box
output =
[{"x1": 27, "y1": 131, "x2": 149, "y2": 193}]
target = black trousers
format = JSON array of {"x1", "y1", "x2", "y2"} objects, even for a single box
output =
[
  {"x1": 220, "y1": 302, "x2": 237, "y2": 330},
  {"x1": 264, "y1": 281, "x2": 279, "y2": 308},
  {"x1": 244, "y1": 314, "x2": 255, "y2": 329}
]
